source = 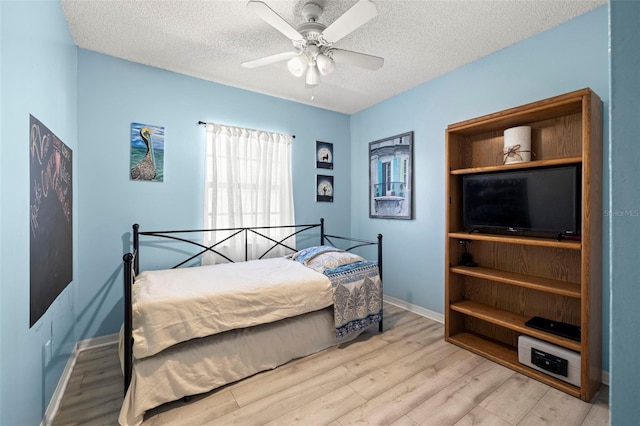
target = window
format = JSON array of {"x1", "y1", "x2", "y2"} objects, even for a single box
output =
[{"x1": 203, "y1": 124, "x2": 295, "y2": 263}]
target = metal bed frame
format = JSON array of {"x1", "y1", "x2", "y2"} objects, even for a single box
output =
[{"x1": 121, "y1": 218, "x2": 383, "y2": 394}]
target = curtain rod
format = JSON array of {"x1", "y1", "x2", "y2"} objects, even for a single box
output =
[{"x1": 197, "y1": 121, "x2": 295, "y2": 138}]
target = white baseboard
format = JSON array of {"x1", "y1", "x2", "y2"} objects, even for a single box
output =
[
  {"x1": 41, "y1": 333, "x2": 119, "y2": 426},
  {"x1": 76, "y1": 332, "x2": 119, "y2": 351},
  {"x1": 383, "y1": 294, "x2": 444, "y2": 323}
]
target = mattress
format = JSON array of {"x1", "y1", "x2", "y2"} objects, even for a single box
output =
[
  {"x1": 132, "y1": 257, "x2": 332, "y2": 358},
  {"x1": 119, "y1": 307, "x2": 361, "y2": 426}
]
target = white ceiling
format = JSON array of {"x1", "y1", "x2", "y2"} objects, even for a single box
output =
[{"x1": 61, "y1": 0, "x2": 606, "y2": 115}]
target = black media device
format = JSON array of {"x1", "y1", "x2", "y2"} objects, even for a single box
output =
[
  {"x1": 525, "y1": 316, "x2": 581, "y2": 342},
  {"x1": 462, "y1": 165, "x2": 580, "y2": 237}
]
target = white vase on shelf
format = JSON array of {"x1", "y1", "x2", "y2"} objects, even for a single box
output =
[{"x1": 503, "y1": 125, "x2": 532, "y2": 164}]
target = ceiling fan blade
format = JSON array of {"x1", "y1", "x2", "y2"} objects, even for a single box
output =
[
  {"x1": 321, "y1": 0, "x2": 377, "y2": 44},
  {"x1": 247, "y1": 1, "x2": 303, "y2": 41},
  {"x1": 331, "y1": 49, "x2": 384, "y2": 71},
  {"x1": 242, "y1": 51, "x2": 297, "y2": 69}
]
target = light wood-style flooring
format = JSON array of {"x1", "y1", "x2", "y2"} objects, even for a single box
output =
[{"x1": 52, "y1": 304, "x2": 609, "y2": 425}]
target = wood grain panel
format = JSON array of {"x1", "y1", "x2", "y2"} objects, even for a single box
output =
[
  {"x1": 581, "y1": 90, "x2": 603, "y2": 401},
  {"x1": 458, "y1": 240, "x2": 582, "y2": 283},
  {"x1": 534, "y1": 113, "x2": 583, "y2": 159},
  {"x1": 462, "y1": 277, "x2": 581, "y2": 325},
  {"x1": 446, "y1": 88, "x2": 587, "y2": 135},
  {"x1": 450, "y1": 265, "x2": 581, "y2": 298}
]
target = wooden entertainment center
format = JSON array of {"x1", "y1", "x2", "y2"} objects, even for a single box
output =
[{"x1": 445, "y1": 88, "x2": 602, "y2": 401}]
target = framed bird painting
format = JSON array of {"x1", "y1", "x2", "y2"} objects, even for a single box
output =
[{"x1": 130, "y1": 122, "x2": 164, "y2": 182}]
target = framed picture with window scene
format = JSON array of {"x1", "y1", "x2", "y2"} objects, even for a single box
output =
[{"x1": 369, "y1": 131, "x2": 413, "y2": 219}]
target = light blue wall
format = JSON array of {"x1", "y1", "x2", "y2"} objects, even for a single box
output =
[
  {"x1": 0, "y1": 1, "x2": 78, "y2": 424},
  {"x1": 351, "y1": 6, "x2": 610, "y2": 367},
  {"x1": 0, "y1": 1, "x2": 628, "y2": 424},
  {"x1": 609, "y1": 1, "x2": 640, "y2": 423},
  {"x1": 75, "y1": 50, "x2": 351, "y2": 340}
]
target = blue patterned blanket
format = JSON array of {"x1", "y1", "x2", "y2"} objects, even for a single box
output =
[
  {"x1": 289, "y1": 246, "x2": 382, "y2": 337},
  {"x1": 324, "y1": 261, "x2": 382, "y2": 337}
]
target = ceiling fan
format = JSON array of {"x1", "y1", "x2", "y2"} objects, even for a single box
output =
[{"x1": 241, "y1": 0, "x2": 384, "y2": 88}]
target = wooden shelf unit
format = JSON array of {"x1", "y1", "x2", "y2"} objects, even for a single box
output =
[{"x1": 445, "y1": 88, "x2": 602, "y2": 401}]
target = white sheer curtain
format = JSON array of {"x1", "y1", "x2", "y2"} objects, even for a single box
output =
[{"x1": 203, "y1": 123, "x2": 295, "y2": 263}]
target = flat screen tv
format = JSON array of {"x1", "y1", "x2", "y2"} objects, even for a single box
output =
[{"x1": 462, "y1": 165, "x2": 580, "y2": 237}]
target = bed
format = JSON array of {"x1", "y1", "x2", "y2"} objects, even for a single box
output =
[{"x1": 119, "y1": 219, "x2": 383, "y2": 425}]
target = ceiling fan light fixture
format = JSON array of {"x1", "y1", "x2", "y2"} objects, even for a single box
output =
[
  {"x1": 305, "y1": 61, "x2": 320, "y2": 86},
  {"x1": 316, "y1": 53, "x2": 335, "y2": 76},
  {"x1": 287, "y1": 53, "x2": 308, "y2": 77},
  {"x1": 245, "y1": 0, "x2": 383, "y2": 89}
]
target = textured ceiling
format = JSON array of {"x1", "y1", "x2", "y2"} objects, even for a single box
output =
[{"x1": 61, "y1": 0, "x2": 606, "y2": 114}]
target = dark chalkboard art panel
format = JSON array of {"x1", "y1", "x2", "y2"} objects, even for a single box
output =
[{"x1": 29, "y1": 115, "x2": 73, "y2": 327}]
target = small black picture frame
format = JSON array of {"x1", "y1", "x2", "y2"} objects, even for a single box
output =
[
  {"x1": 316, "y1": 141, "x2": 333, "y2": 169},
  {"x1": 316, "y1": 174, "x2": 334, "y2": 202}
]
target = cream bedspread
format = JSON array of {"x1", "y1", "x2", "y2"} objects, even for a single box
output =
[{"x1": 132, "y1": 257, "x2": 332, "y2": 359}]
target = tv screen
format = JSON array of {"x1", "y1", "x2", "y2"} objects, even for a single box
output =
[{"x1": 462, "y1": 165, "x2": 580, "y2": 236}]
